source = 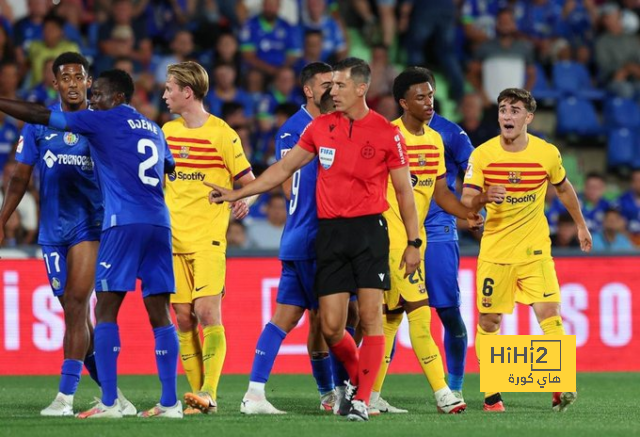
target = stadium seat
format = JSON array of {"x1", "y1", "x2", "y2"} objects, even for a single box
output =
[
  {"x1": 531, "y1": 63, "x2": 558, "y2": 101},
  {"x1": 604, "y1": 97, "x2": 640, "y2": 130},
  {"x1": 556, "y1": 97, "x2": 603, "y2": 136},
  {"x1": 552, "y1": 62, "x2": 605, "y2": 100},
  {"x1": 607, "y1": 128, "x2": 637, "y2": 168}
]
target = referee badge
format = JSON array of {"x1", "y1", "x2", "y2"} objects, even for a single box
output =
[{"x1": 319, "y1": 147, "x2": 336, "y2": 170}]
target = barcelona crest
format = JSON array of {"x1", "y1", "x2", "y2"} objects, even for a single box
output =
[
  {"x1": 180, "y1": 146, "x2": 189, "y2": 159},
  {"x1": 508, "y1": 171, "x2": 521, "y2": 184},
  {"x1": 418, "y1": 153, "x2": 427, "y2": 166}
]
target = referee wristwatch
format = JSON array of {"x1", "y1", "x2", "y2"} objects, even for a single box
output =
[{"x1": 407, "y1": 238, "x2": 423, "y2": 249}]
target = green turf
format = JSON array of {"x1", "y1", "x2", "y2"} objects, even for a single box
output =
[{"x1": 0, "y1": 373, "x2": 637, "y2": 437}]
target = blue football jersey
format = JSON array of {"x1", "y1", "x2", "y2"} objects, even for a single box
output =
[
  {"x1": 425, "y1": 112, "x2": 475, "y2": 242},
  {"x1": 239, "y1": 15, "x2": 302, "y2": 68},
  {"x1": 15, "y1": 105, "x2": 103, "y2": 245},
  {"x1": 50, "y1": 105, "x2": 174, "y2": 230},
  {"x1": 618, "y1": 191, "x2": 640, "y2": 234},
  {"x1": 548, "y1": 195, "x2": 613, "y2": 234},
  {"x1": 275, "y1": 106, "x2": 318, "y2": 261}
]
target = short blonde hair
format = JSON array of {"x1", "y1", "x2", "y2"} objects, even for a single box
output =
[{"x1": 166, "y1": 61, "x2": 209, "y2": 101}]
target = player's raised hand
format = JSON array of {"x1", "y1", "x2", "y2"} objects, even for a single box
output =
[
  {"x1": 230, "y1": 200, "x2": 249, "y2": 220},
  {"x1": 203, "y1": 181, "x2": 239, "y2": 204},
  {"x1": 399, "y1": 246, "x2": 421, "y2": 278},
  {"x1": 467, "y1": 211, "x2": 484, "y2": 230},
  {"x1": 577, "y1": 225, "x2": 593, "y2": 253},
  {"x1": 485, "y1": 185, "x2": 506, "y2": 204}
]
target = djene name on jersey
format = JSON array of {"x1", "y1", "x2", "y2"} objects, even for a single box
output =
[{"x1": 127, "y1": 118, "x2": 158, "y2": 134}]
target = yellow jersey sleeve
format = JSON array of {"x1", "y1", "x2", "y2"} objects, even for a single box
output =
[
  {"x1": 221, "y1": 125, "x2": 251, "y2": 180},
  {"x1": 435, "y1": 134, "x2": 446, "y2": 180},
  {"x1": 547, "y1": 145, "x2": 567, "y2": 186},
  {"x1": 463, "y1": 148, "x2": 485, "y2": 191}
]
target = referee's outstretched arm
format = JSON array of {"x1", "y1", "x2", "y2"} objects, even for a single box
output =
[{"x1": 205, "y1": 145, "x2": 316, "y2": 204}]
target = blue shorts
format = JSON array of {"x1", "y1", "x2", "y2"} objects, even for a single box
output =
[
  {"x1": 424, "y1": 240, "x2": 461, "y2": 308},
  {"x1": 277, "y1": 260, "x2": 318, "y2": 310},
  {"x1": 41, "y1": 228, "x2": 101, "y2": 297},
  {"x1": 95, "y1": 224, "x2": 175, "y2": 297}
]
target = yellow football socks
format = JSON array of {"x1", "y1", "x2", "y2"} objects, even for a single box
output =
[
  {"x1": 177, "y1": 329, "x2": 203, "y2": 393},
  {"x1": 372, "y1": 312, "x2": 403, "y2": 393},
  {"x1": 540, "y1": 315, "x2": 566, "y2": 335},
  {"x1": 408, "y1": 306, "x2": 447, "y2": 392},
  {"x1": 476, "y1": 324, "x2": 500, "y2": 399},
  {"x1": 200, "y1": 325, "x2": 227, "y2": 400}
]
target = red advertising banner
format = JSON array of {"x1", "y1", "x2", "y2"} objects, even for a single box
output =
[{"x1": 0, "y1": 257, "x2": 638, "y2": 375}]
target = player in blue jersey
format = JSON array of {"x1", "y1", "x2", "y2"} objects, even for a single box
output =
[
  {"x1": 0, "y1": 69, "x2": 181, "y2": 419},
  {"x1": 548, "y1": 172, "x2": 613, "y2": 234},
  {"x1": 239, "y1": 0, "x2": 302, "y2": 75},
  {"x1": 0, "y1": 53, "x2": 135, "y2": 417},
  {"x1": 241, "y1": 62, "x2": 338, "y2": 415},
  {"x1": 618, "y1": 170, "x2": 640, "y2": 239},
  {"x1": 422, "y1": 69, "x2": 475, "y2": 402}
]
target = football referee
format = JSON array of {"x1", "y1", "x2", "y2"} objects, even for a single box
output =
[{"x1": 205, "y1": 58, "x2": 420, "y2": 422}]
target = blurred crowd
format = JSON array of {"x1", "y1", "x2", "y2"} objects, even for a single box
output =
[{"x1": 0, "y1": 0, "x2": 639, "y2": 253}]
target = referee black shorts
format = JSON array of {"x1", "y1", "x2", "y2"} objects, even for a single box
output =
[{"x1": 315, "y1": 214, "x2": 391, "y2": 297}]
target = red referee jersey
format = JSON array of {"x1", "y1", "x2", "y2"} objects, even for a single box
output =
[{"x1": 298, "y1": 110, "x2": 409, "y2": 219}]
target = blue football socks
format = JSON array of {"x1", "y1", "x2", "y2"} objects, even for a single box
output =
[
  {"x1": 310, "y1": 353, "x2": 334, "y2": 395},
  {"x1": 94, "y1": 323, "x2": 120, "y2": 406},
  {"x1": 436, "y1": 307, "x2": 468, "y2": 392},
  {"x1": 59, "y1": 359, "x2": 83, "y2": 395},
  {"x1": 84, "y1": 352, "x2": 100, "y2": 386},
  {"x1": 153, "y1": 325, "x2": 179, "y2": 407},
  {"x1": 249, "y1": 322, "x2": 286, "y2": 383}
]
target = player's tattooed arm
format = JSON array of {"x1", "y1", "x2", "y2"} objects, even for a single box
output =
[{"x1": 0, "y1": 98, "x2": 51, "y2": 126}]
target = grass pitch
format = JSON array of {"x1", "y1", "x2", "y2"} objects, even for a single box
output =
[{"x1": 0, "y1": 373, "x2": 637, "y2": 437}]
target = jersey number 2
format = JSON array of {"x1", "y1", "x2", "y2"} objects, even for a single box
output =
[{"x1": 138, "y1": 139, "x2": 159, "y2": 187}]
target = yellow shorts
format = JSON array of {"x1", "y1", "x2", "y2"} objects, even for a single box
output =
[
  {"x1": 476, "y1": 258, "x2": 560, "y2": 314},
  {"x1": 171, "y1": 251, "x2": 226, "y2": 304},
  {"x1": 384, "y1": 249, "x2": 429, "y2": 311}
]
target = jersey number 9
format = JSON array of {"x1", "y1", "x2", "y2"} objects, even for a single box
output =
[{"x1": 289, "y1": 169, "x2": 301, "y2": 214}]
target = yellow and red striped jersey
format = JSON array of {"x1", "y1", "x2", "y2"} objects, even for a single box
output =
[
  {"x1": 464, "y1": 134, "x2": 566, "y2": 264},
  {"x1": 385, "y1": 118, "x2": 446, "y2": 251},
  {"x1": 163, "y1": 115, "x2": 251, "y2": 253}
]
